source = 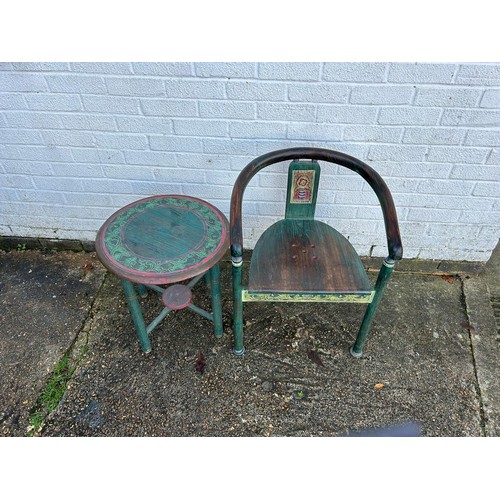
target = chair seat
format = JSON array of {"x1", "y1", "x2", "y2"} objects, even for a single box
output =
[{"x1": 248, "y1": 219, "x2": 372, "y2": 296}]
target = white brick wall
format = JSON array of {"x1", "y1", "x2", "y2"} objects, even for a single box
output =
[{"x1": 1, "y1": 62, "x2": 499, "y2": 261}]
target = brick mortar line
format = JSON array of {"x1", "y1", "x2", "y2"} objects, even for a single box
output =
[
  {"x1": 3, "y1": 129, "x2": 498, "y2": 146},
  {"x1": 4, "y1": 106, "x2": 499, "y2": 116},
  {"x1": 5, "y1": 70, "x2": 499, "y2": 87},
  {"x1": 2, "y1": 200, "x2": 498, "y2": 218}
]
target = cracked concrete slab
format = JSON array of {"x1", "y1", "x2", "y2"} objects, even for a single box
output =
[
  {"x1": 43, "y1": 263, "x2": 482, "y2": 437},
  {"x1": 1, "y1": 246, "x2": 498, "y2": 437},
  {"x1": 0, "y1": 250, "x2": 106, "y2": 436},
  {"x1": 463, "y1": 276, "x2": 500, "y2": 436}
]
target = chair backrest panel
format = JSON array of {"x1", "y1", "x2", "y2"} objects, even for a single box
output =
[
  {"x1": 285, "y1": 160, "x2": 321, "y2": 220},
  {"x1": 230, "y1": 147, "x2": 403, "y2": 261}
]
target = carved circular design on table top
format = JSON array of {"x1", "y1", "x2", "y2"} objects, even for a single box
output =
[{"x1": 95, "y1": 195, "x2": 229, "y2": 284}]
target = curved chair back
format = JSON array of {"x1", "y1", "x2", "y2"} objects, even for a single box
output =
[{"x1": 230, "y1": 147, "x2": 403, "y2": 261}]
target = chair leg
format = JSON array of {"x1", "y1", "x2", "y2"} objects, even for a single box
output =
[
  {"x1": 120, "y1": 279, "x2": 152, "y2": 354},
  {"x1": 209, "y1": 264, "x2": 223, "y2": 338},
  {"x1": 351, "y1": 258, "x2": 395, "y2": 358},
  {"x1": 232, "y1": 257, "x2": 245, "y2": 355}
]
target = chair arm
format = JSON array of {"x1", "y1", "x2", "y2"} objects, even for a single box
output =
[
  {"x1": 230, "y1": 170, "x2": 247, "y2": 259},
  {"x1": 350, "y1": 160, "x2": 403, "y2": 261}
]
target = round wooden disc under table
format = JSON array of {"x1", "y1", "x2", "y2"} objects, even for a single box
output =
[{"x1": 162, "y1": 284, "x2": 192, "y2": 310}]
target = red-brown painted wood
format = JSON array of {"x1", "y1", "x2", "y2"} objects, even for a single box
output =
[
  {"x1": 248, "y1": 219, "x2": 372, "y2": 293},
  {"x1": 162, "y1": 284, "x2": 193, "y2": 310}
]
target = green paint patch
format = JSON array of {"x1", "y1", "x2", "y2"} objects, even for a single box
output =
[{"x1": 27, "y1": 354, "x2": 75, "y2": 436}]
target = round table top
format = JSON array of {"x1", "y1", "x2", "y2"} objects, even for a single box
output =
[{"x1": 95, "y1": 195, "x2": 229, "y2": 284}]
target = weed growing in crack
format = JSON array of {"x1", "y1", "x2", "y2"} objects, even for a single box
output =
[{"x1": 27, "y1": 354, "x2": 75, "y2": 436}]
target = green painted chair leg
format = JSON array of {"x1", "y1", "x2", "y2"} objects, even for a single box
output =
[
  {"x1": 209, "y1": 264, "x2": 223, "y2": 338},
  {"x1": 351, "y1": 258, "x2": 395, "y2": 358},
  {"x1": 120, "y1": 279, "x2": 151, "y2": 354},
  {"x1": 136, "y1": 284, "x2": 148, "y2": 298},
  {"x1": 232, "y1": 257, "x2": 245, "y2": 355}
]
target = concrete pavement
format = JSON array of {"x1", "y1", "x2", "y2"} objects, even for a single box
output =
[{"x1": 0, "y1": 241, "x2": 498, "y2": 437}]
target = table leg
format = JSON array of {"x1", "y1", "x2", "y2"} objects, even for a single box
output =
[
  {"x1": 204, "y1": 271, "x2": 211, "y2": 289},
  {"x1": 209, "y1": 264, "x2": 223, "y2": 337},
  {"x1": 120, "y1": 279, "x2": 151, "y2": 353}
]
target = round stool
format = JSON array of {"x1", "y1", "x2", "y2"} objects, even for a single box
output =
[{"x1": 95, "y1": 195, "x2": 229, "y2": 353}]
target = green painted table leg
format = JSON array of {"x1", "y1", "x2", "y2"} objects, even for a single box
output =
[
  {"x1": 136, "y1": 284, "x2": 148, "y2": 298},
  {"x1": 232, "y1": 257, "x2": 245, "y2": 355},
  {"x1": 351, "y1": 258, "x2": 395, "y2": 358},
  {"x1": 209, "y1": 264, "x2": 223, "y2": 338},
  {"x1": 121, "y1": 279, "x2": 151, "y2": 354},
  {"x1": 204, "y1": 271, "x2": 211, "y2": 289}
]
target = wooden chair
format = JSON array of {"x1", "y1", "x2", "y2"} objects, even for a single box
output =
[{"x1": 230, "y1": 147, "x2": 403, "y2": 357}]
